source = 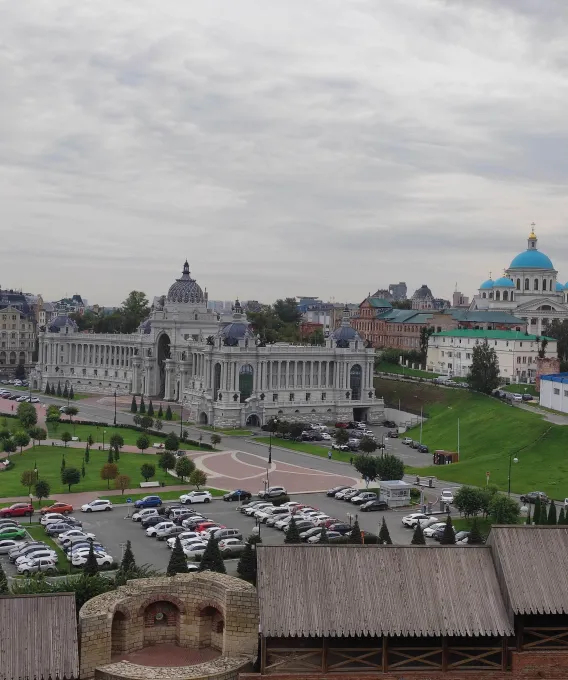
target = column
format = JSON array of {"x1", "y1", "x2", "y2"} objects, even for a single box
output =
[{"x1": 302, "y1": 361, "x2": 306, "y2": 389}]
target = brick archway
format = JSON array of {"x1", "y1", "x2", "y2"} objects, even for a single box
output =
[
  {"x1": 198, "y1": 605, "x2": 225, "y2": 651},
  {"x1": 137, "y1": 593, "x2": 186, "y2": 616}
]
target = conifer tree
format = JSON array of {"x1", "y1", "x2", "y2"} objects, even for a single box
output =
[
  {"x1": 44, "y1": 381, "x2": 50, "y2": 395},
  {"x1": 0, "y1": 561, "x2": 9, "y2": 594},
  {"x1": 158, "y1": 404, "x2": 164, "y2": 418},
  {"x1": 130, "y1": 396, "x2": 138, "y2": 413},
  {"x1": 525, "y1": 508, "x2": 532, "y2": 525},
  {"x1": 558, "y1": 508, "x2": 566, "y2": 525},
  {"x1": 147, "y1": 400, "x2": 154, "y2": 417},
  {"x1": 284, "y1": 516, "x2": 302, "y2": 544},
  {"x1": 548, "y1": 500, "x2": 557, "y2": 525},
  {"x1": 533, "y1": 497, "x2": 542, "y2": 525},
  {"x1": 411, "y1": 521, "x2": 426, "y2": 545},
  {"x1": 139, "y1": 396, "x2": 146, "y2": 414},
  {"x1": 121, "y1": 540, "x2": 136, "y2": 572},
  {"x1": 199, "y1": 535, "x2": 226, "y2": 574},
  {"x1": 165, "y1": 405, "x2": 173, "y2": 421},
  {"x1": 378, "y1": 517, "x2": 393, "y2": 545},
  {"x1": 349, "y1": 519, "x2": 363, "y2": 544},
  {"x1": 57, "y1": 381, "x2": 62, "y2": 397},
  {"x1": 467, "y1": 517, "x2": 484, "y2": 545},
  {"x1": 167, "y1": 537, "x2": 189, "y2": 576},
  {"x1": 237, "y1": 535, "x2": 259, "y2": 585},
  {"x1": 440, "y1": 515, "x2": 456, "y2": 545},
  {"x1": 69, "y1": 385, "x2": 74, "y2": 400},
  {"x1": 83, "y1": 542, "x2": 99, "y2": 576},
  {"x1": 319, "y1": 525, "x2": 329, "y2": 543}
]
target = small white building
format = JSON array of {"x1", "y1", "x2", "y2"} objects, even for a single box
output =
[
  {"x1": 426, "y1": 329, "x2": 557, "y2": 382},
  {"x1": 539, "y1": 374, "x2": 568, "y2": 413},
  {"x1": 379, "y1": 480, "x2": 411, "y2": 508}
]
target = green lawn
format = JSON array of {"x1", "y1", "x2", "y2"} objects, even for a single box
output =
[
  {"x1": 500, "y1": 383, "x2": 539, "y2": 397},
  {"x1": 375, "y1": 362, "x2": 440, "y2": 379},
  {"x1": 0, "y1": 445, "x2": 196, "y2": 497},
  {"x1": 10, "y1": 385, "x2": 90, "y2": 400},
  {"x1": 254, "y1": 436, "x2": 353, "y2": 464},
  {"x1": 46, "y1": 422, "x2": 201, "y2": 450},
  {"x1": 452, "y1": 517, "x2": 493, "y2": 537},
  {"x1": 199, "y1": 426, "x2": 253, "y2": 436},
  {"x1": 404, "y1": 389, "x2": 568, "y2": 498}
]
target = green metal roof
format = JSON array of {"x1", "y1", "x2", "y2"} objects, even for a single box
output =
[
  {"x1": 367, "y1": 297, "x2": 392, "y2": 309},
  {"x1": 446, "y1": 309, "x2": 525, "y2": 324},
  {"x1": 432, "y1": 329, "x2": 555, "y2": 341}
]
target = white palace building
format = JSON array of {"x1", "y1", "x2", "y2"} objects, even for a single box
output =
[{"x1": 33, "y1": 262, "x2": 383, "y2": 427}]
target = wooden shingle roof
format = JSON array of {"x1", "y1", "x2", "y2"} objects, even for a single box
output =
[
  {"x1": 257, "y1": 545, "x2": 513, "y2": 638},
  {"x1": 0, "y1": 593, "x2": 79, "y2": 679}
]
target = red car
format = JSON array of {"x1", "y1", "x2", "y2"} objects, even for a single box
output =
[
  {"x1": 40, "y1": 502, "x2": 74, "y2": 515},
  {"x1": 0, "y1": 503, "x2": 34, "y2": 518}
]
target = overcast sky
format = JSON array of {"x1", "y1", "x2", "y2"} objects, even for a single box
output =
[{"x1": 2, "y1": 0, "x2": 568, "y2": 306}]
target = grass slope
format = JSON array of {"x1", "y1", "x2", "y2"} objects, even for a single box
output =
[
  {"x1": 403, "y1": 388, "x2": 568, "y2": 497},
  {"x1": 0, "y1": 446, "x2": 194, "y2": 497},
  {"x1": 376, "y1": 362, "x2": 440, "y2": 379},
  {"x1": 254, "y1": 437, "x2": 352, "y2": 463}
]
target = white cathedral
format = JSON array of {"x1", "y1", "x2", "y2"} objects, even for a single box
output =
[
  {"x1": 33, "y1": 262, "x2": 383, "y2": 427},
  {"x1": 471, "y1": 228, "x2": 568, "y2": 334}
]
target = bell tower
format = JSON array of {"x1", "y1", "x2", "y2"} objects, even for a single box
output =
[{"x1": 528, "y1": 223, "x2": 537, "y2": 250}]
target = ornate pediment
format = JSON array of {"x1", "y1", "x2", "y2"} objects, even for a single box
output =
[{"x1": 514, "y1": 297, "x2": 567, "y2": 313}]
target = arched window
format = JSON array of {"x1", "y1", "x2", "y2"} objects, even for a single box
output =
[
  {"x1": 349, "y1": 364, "x2": 362, "y2": 401},
  {"x1": 495, "y1": 291, "x2": 500, "y2": 301},
  {"x1": 534, "y1": 279, "x2": 539, "y2": 291},
  {"x1": 489, "y1": 292, "x2": 494, "y2": 299},
  {"x1": 239, "y1": 364, "x2": 254, "y2": 402},
  {"x1": 516, "y1": 278, "x2": 521, "y2": 290},
  {"x1": 503, "y1": 291, "x2": 508, "y2": 301},
  {"x1": 482, "y1": 293, "x2": 486, "y2": 299},
  {"x1": 214, "y1": 363, "x2": 221, "y2": 401},
  {"x1": 525, "y1": 279, "x2": 530, "y2": 291}
]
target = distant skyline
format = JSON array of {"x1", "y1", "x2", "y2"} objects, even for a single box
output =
[{"x1": 2, "y1": 0, "x2": 568, "y2": 305}]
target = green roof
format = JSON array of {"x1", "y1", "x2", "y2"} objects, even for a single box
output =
[
  {"x1": 367, "y1": 297, "x2": 392, "y2": 308},
  {"x1": 446, "y1": 309, "x2": 525, "y2": 324},
  {"x1": 432, "y1": 329, "x2": 555, "y2": 341}
]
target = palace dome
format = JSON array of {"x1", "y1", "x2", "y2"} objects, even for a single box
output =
[
  {"x1": 493, "y1": 276, "x2": 515, "y2": 288},
  {"x1": 48, "y1": 316, "x2": 77, "y2": 333},
  {"x1": 167, "y1": 261, "x2": 205, "y2": 304},
  {"x1": 509, "y1": 250, "x2": 554, "y2": 270},
  {"x1": 219, "y1": 300, "x2": 255, "y2": 347},
  {"x1": 330, "y1": 305, "x2": 363, "y2": 347},
  {"x1": 556, "y1": 282, "x2": 564, "y2": 292},
  {"x1": 480, "y1": 279, "x2": 494, "y2": 290}
]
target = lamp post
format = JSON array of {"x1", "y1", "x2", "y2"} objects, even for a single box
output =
[
  {"x1": 113, "y1": 391, "x2": 117, "y2": 426},
  {"x1": 180, "y1": 398, "x2": 184, "y2": 438},
  {"x1": 65, "y1": 380, "x2": 70, "y2": 407},
  {"x1": 507, "y1": 452, "x2": 519, "y2": 496},
  {"x1": 102, "y1": 429, "x2": 106, "y2": 451}
]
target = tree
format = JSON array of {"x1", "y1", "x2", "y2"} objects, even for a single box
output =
[
  {"x1": 140, "y1": 463, "x2": 156, "y2": 482},
  {"x1": 468, "y1": 518, "x2": 484, "y2": 545},
  {"x1": 120, "y1": 540, "x2": 136, "y2": 572},
  {"x1": 167, "y1": 536, "x2": 189, "y2": 576},
  {"x1": 154, "y1": 418, "x2": 163, "y2": 432},
  {"x1": 538, "y1": 337, "x2": 549, "y2": 359},
  {"x1": 544, "y1": 319, "x2": 568, "y2": 363},
  {"x1": 3, "y1": 439, "x2": 16, "y2": 455},
  {"x1": 100, "y1": 463, "x2": 119, "y2": 489},
  {"x1": 157, "y1": 404, "x2": 163, "y2": 418},
  {"x1": 28, "y1": 426, "x2": 46, "y2": 446},
  {"x1": 57, "y1": 381, "x2": 62, "y2": 397},
  {"x1": 533, "y1": 497, "x2": 542, "y2": 525},
  {"x1": 289, "y1": 422, "x2": 304, "y2": 440},
  {"x1": 440, "y1": 516, "x2": 456, "y2": 545},
  {"x1": 81, "y1": 462, "x2": 86, "y2": 478},
  {"x1": 114, "y1": 474, "x2": 131, "y2": 495},
  {"x1": 83, "y1": 542, "x2": 99, "y2": 577},
  {"x1": 44, "y1": 381, "x2": 51, "y2": 396},
  {"x1": 69, "y1": 385, "x2": 75, "y2": 400},
  {"x1": 0, "y1": 560, "x2": 8, "y2": 594},
  {"x1": 65, "y1": 405, "x2": 79, "y2": 424},
  {"x1": 525, "y1": 507, "x2": 532, "y2": 525},
  {"x1": 210, "y1": 433, "x2": 221, "y2": 447},
  {"x1": 349, "y1": 519, "x2": 363, "y2": 544},
  {"x1": 489, "y1": 494, "x2": 520, "y2": 525},
  {"x1": 107, "y1": 448, "x2": 114, "y2": 464},
  {"x1": 50, "y1": 383, "x2": 56, "y2": 396},
  {"x1": 468, "y1": 340, "x2": 500, "y2": 394},
  {"x1": 17, "y1": 402, "x2": 37, "y2": 429},
  {"x1": 411, "y1": 522, "x2": 426, "y2": 545},
  {"x1": 284, "y1": 516, "x2": 302, "y2": 544},
  {"x1": 87, "y1": 434, "x2": 94, "y2": 448},
  {"x1": 453, "y1": 486, "x2": 484, "y2": 518},
  {"x1": 84, "y1": 446, "x2": 90, "y2": 464},
  {"x1": 34, "y1": 480, "x2": 50, "y2": 505},
  {"x1": 61, "y1": 467, "x2": 81, "y2": 492},
  {"x1": 158, "y1": 451, "x2": 176, "y2": 475},
  {"x1": 109, "y1": 434, "x2": 124, "y2": 456},
  {"x1": 189, "y1": 468, "x2": 207, "y2": 489},
  {"x1": 13, "y1": 430, "x2": 30, "y2": 453},
  {"x1": 130, "y1": 396, "x2": 138, "y2": 413},
  {"x1": 121, "y1": 290, "x2": 150, "y2": 332},
  {"x1": 334, "y1": 428, "x2": 349, "y2": 446},
  {"x1": 61, "y1": 453, "x2": 66, "y2": 473},
  {"x1": 359, "y1": 436, "x2": 378, "y2": 455},
  {"x1": 139, "y1": 396, "x2": 146, "y2": 414},
  {"x1": 199, "y1": 535, "x2": 226, "y2": 574},
  {"x1": 136, "y1": 434, "x2": 150, "y2": 453},
  {"x1": 376, "y1": 454, "x2": 404, "y2": 481},
  {"x1": 175, "y1": 457, "x2": 195, "y2": 481},
  {"x1": 133, "y1": 414, "x2": 141, "y2": 427},
  {"x1": 354, "y1": 455, "x2": 379, "y2": 488},
  {"x1": 0, "y1": 427, "x2": 10, "y2": 441},
  {"x1": 419, "y1": 326, "x2": 435, "y2": 367},
  {"x1": 548, "y1": 499, "x2": 558, "y2": 525},
  {"x1": 147, "y1": 399, "x2": 154, "y2": 417},
  {"x1": 61, "y1": 431, "x2": 72, "y2": 447},
  {"x1": 237, "y1": 536, "x2": 259, "y2": 585},
  {"x1": 558, "y1": 508, "x2": 565, "y2": 525},
  {"x1": 164, "y1": 432, "x2": 179, "y2": 453},
  {"x1": 21, "y1": 469, "x2": 38, "y2": 493},
  {"x1": 165, "y1": 405, "x2": 173, "y2": 421},
  {"x1": 378, "y1": 517, "x2": 393, "y2": 545},
  {"x1": 63, "y1": 383, "x2": 69, "y2": 399},
  {"x1": 14, "y1": 363, "x2": 26, "y2": 380},
  {"x1": 140, "y1": 415, "x2": 153, "y2": 431},
  {"x1": 319, "y1": 525, "x2": 329, "y2": 543}
]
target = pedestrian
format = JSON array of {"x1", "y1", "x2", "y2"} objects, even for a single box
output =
[{"x1": 328, "y1": 450, "x2": 332, "y2": 460}]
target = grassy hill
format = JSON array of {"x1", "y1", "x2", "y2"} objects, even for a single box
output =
[{"x1": 374, "y1": 377, "x2": 568, "y2": 498}]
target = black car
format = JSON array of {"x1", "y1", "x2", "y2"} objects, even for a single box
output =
[
  {"x1": 522, "y1": 394, "x2": 534, "y2": 401},
  {"x1": 327, "y1": 522, "x2": 352, "y2": 535},
  {"x1": 360, "y1": 500, "x2": 389, "y2": 512},
  {"x1": 45, "y1": 522, "x2": 74, "y2": 536},
  {"x1": 224, "y1": 490, "x2": 252, "y2": 502},
  {"x1": 157, "y1": 526, "x2": 186, "y2": 541},
  {"x1": 387, "y1": 430, "x2": 398, "y2": 438},
  {"x1": 383, "y1": 420, "x2": 396, "y2": 428},
  {"x1": 327, "y1": 485, "x2": 350, "y2": 497},
  {"x1": 417, "y1": 444, "x2": 429, "y2": 453},
  {"x1": 520, "y1": 491, "x2": 550, "y2": 504},
  {"x1": 141, "y1": 515, "x2": 164, "y2": 528},
  {"x1": 300, "y1": 527, "x2": 323, "y2": 541},
  {"x1": 410, "y1": 441, "x2": 420, "y2": 449}
]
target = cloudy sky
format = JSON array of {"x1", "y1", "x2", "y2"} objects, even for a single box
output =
[{"x1": 2, "y1": 0, "x2": 568, "y2": 306}]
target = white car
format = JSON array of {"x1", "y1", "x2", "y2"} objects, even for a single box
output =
[
  {"x1": 255, "y1": 507, "x2": 278, "y2": 523},
  {"x1": 57, "y1": 530, "x2": 95, "y2": 544},
  {"x1": 313, "y1": 516, "x2": 332, "y2": 527},
  {"x1": 40, "y1": 513, "x2": 67, "y2": 526},
  {"x1": 72, "y1": 551, "x2": 113, "y2": 568},
  {"x1": 418, "y1": 516, "x2": 442, "y2": 528},
  {"x1": 166, "y1": 531, "x2": 201, "y2": 549},
  {"x1": 275, "y1": 516, "x2": 294, "y2": 530},
  {"x1": 146, "y1": 521, "x2": 175, "y2": 537},
  {"x1": 183, "y1": 543, "x2": 207, "y2": 558},
  {"x1": 402, "y1": 437, "x2": 413, "y2": 445},
  {"x1": 132, "y1": 508, "x2": 159, "y2": 522},
  {"x1": 335, "y1": 488, "x2": 355, "y2": 500},
  {"x1": 30, "y1": 397, "x2": 40, "y2": 403},
  {"x1": 15, "y1": 549, "x2": 57, "y2": 565},
  {"x1": 321, "y1": 433, "x2": 332, "y2": 440},
  {"x1": 66, "y1": 546, "x2": 106, "y2": 562},
  {"x1": 199, "y1": 526, "x2": 222, "y2": 539},
  {"x1": 402, "y1": 513, "x2": 430, "y2": 528},
  {"x1": 423, "y1": 522, "x2": 447, "y2": 538},
  {"x1": 17, "y1": 557, "x2": 58, "y2": 575},
  {"x1": 179, "y1": 490, "x2": 213, "y2": 504},
  {"x1": 279, "y1": 501, "x2": 301, "y2": 511},
  {"x1": 440, "y1": 489, "x2": 454, "y2": 505},
  {"x1": 0, "y1": 539, "x2": 20, "y2": 554},
  {"x1": 245, "y1": 503, "x2": 271, "y2": 517},
  {"x1": 81, "y1": 499, "x2": 113, "y2": 513}
]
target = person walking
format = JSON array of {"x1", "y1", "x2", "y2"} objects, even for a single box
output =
[{"x1": 328, "y1": 450, "x2": 332, "y2": 460}]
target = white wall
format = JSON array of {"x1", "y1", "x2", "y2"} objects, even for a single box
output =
[{"x1": 539, "y1": 380, "x2": 568, "y2": 413}]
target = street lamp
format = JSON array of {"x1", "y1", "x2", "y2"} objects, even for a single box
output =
[
  {"x1": 508, "y1": 453, "x2": 519, "y2": 496},
  {"x1": 113, "y1": 391, "x2": 117, "y2": 426}
]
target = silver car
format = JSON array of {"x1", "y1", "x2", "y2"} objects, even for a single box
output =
[{"x1": 17, "y1": 557, "x2": 58, "y2": 575}]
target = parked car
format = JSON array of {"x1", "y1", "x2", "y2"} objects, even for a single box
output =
[
  {"x1": 0, "y1": 503, "x2": 34, "y2": 518},
  {"x1": 155, "y1": 524, "x2": 179, "y2": 540},
  {"x1": 17, "y1": 557, "x2": 58, "y2": 576},
  {"x1": 300, "y1": 527, "x2": 323, "y2": 541},
  {"x1": 65, "y1": 542, "x2": 105, "y2": 558},
  {"x1": 40, "y1": 502, "x2": 74, "y2": 515},
  {"x1": 9, "y1": 542, "x2": 48, "y2": 562},
  {"x1": 402, "y1": 437, "x2": 413, "y2": 445},
  {"x1": 327, "y1": 485, "x2": 350, "y2": 497},
  {"x1": 402, "y1": 513, "x2": 431, "y2": 528},
  {"x1": 284, "y1": 520, "x2": 314, "y2": 533},
  {"x1": 455, "y1": 531, "x2": 471, "y2": 544},
  {"x1": 146, "y1": 521, "x2": 175, "y2": 537},
  {"x1": 0, "y1": 526, "x2": 26, "y2": 540},
  {"x1": 166, "y1": 531, "x2": 201, "y2": 549},
  {"x1": 58, "y1": 530, "x2": 96, "y2": 545},
  {"x1": 307, "y1": 531, "x2": 342, "y2": 543},
  {"x1": 72, "y1": 551, "x2": 113, "y2": 568},
  {"x1": 45, "y1": 522, "x2": 75, "y2": 536},
  {"x1": 341, "y1": 489, "x2": 360, "y2": 502},
  {"x1": 351, "y1": 492, "x2": 377, "y2": 505},
  {"x1": 334, "y1": 488, "x2": 356, "y2": 500},
  {"x1": 180, "y1": 491, "x2": 213, "y2": 504},
  {"x1": 0, "y1": 519, "x2": 20, "y2": 529},
  {"x1": 417, "y1": 444, "x2": 429, "y2": 453},
  {"x1": 520, "y1": 491, "x2": 550, "y2": 505},
  {"x1": 223, "y1": 489, "x2": 252, "y2": 502},
  {"x1": 258, "y1": 486, "x2": 287, "y2": 499},
  {"x1": 387, "y1": 430, "x2": 399, "y2": 438},
  {"x1": 360, "y1": 499, "x2": 389, "y2": 512},
  {"x1": 440, "y1": 489, "x2": 455, "y2": 505},
  {"x1": 433, "y1": 525, "x2": 455, "y2": 541},
  {"x1": 134, "y1": 495, "x2": 163, "y2": 509},
  {"x1": 81, "y1": 499, "x2": 113, "y2": 513},
  {"x1": 15, "y1": 548, "x2": 57, "y2": 565},
  {"x1": 132, "y1": 508, "x2": 160, "y2": 523},
  {"x1": 266, "y1": 511, "x2": 291, "y2": 527},
  {"x1": 332, "y1": 444, "x2": 350, "y2": 451},
  {"x1": 0, "y1": 539, "x2": 20, "y2": 554},
  {"x1": 183, "y1": 543, "x2": 207, "y2": 558},
  {"x1": 218, "y1": 538, "x2": 246, "y2": 557},
  {"x1": 212, "y1": 528, "x2": 243, "y2": 541},
  {"x1": 423, "y1": 522, "x2": 447, "y2": 538},
  {"x1": 326, "y1": 522, "x2": 352, "y2": 535},
  {"x1": 522, "y1": 393, "x2": 534, "y2": 401},
  {"x1": 244, "y1": 502, "x2": 272, "y2": 517}
]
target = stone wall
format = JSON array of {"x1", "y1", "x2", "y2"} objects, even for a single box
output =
[
  {"x1": 79, "y1": 573, "x2": 258, "y2": 680},
  {"x1": 536, "y1": 357, "x2": 561, "y2": 392}
]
